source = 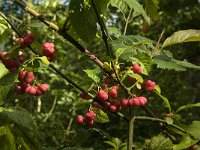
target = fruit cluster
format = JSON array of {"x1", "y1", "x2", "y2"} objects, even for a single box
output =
[
  {"x1": 42, "y1": 43, "x2": 56, "y2": 61},
  {"x1": 77, "y1": 110, "x2": 96, "y2": 126},
  {"x1": 77, "y1": 64, "x2": 156, "y2": 126},
  {"x1": 15, "y1": 70, "x2": 49, "y2": 96}
]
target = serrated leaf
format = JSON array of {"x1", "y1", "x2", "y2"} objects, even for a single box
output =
[
  {"x1": 166, "y1": 117, "x2": 173, "y2": 125},
  {"x1": 145, "y1": 134, "x2": 173, "y2": 150},
  {"x1": 185, "y1": 121, "x2": 200, "y2": 140},
  {"x1": 84, "y1": 68, "x2": 100, "y2": 83},
  {"x1": 0, "y1": 72, "x2": 17, "y2": 86},
  {"x1": 172, "y1": 59, "x2": 200, "y2": 70},
  {"x1": 153, "y1": 58, "x2": 186, "y2": 71},
  {"x1": 69, "y1": 0, "x2": 97, "y2": 42},
  {"x1": 162, "y1": 29, "x2": 200, "y2": 48},
  {"x1": 175, "y1": 103, "x2": 200, "y2": 114},
  {"x1": 173, "y1": 135, "x2": 198, "y2": 150},
  {"x1": 110, "y1": 0, "x2": 129, "y2": 15},
  {"x1": 155, "y1": 91, "x2": 171, "y2": 112},
  {"x1": 92, "y1": 108, "x2": 109, "y2": 123}
]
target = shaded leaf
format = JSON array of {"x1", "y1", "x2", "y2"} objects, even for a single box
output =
[
  {"x1": 175, "y1": 103, "x2": 200, "y2": 114},
  {"x1": 162, "y1": 30, "x2": 200, "y2": 48},
  {"x1": 0, "y1": 62, "x2": 8, "y2": 80},
  {"x1": 84, "y1": 68, "x2": 101, "y2": 83},
  {"x1": 166, "y1": 117, "x2": 173, "y2": 125},
  {"x1": 93, "y1": 108, "x2": 109, "y2": 123},
  {"x1": 69, "y1": 0, "x2": 97, "y2": 42},
  {"x1": 145, "y1": 0, "x2": 159, "y2": 21},
  {"x1": 185, "y1": 121, "x2": 200, "y2": 140}
]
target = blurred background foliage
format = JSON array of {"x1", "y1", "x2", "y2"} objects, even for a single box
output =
[{"x1": 0, "y1": 0, "x2": 200, "y2": 149}]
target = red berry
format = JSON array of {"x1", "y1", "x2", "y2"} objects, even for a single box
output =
[
  {"x1": 112, "y1": 100, "x2": 121, "y2": 109},
  {"x1": 165, "y1": 113, "x2": 171, "y2": 117},
  {"x1": 23, "y1": 71, "x2": 35, "y2": 84},
  {"x1": 128, "y1": 98, "x2": 140, "y2": 107},
  {"x1": 101, "y1": 84, "x2": 108, "y2": 89},
  {"x1": 35, "y1": 88, "x2": 43, "y2": 96},
  {"x1": 138, "y1": 96, "x2": 148, "y2": 106},
  {"x1": 42, "y1": 43, "x2": 55, "y2": 56},
  {"x1": 96, "y1": 90, "x2": 108, "y2": 101},
  {"x1": 18, "y1": 70, "x2": 27, "y2": 82},
  {"x1": 105, "y1": 102, "x2": 111, "y2": 107},
  {"x1": 120, "y1": 98, "x2": 129, "y2": 108},
  {"x1": 18, "y1": 53, "x2": 26, "y2": 64},
  {"x1": 142, "y1": 80, "x2": 156, "y2": 92},
  {"x1": 128, "y1": 76, "x2": 136, "y2": 83},
  {"x1": 25, "y1": 86, "x2": 37, "y2": 95},
  {"x1": 23, "y1": 33, "x2": 34, "y2": 46},
  {"x1": 14, "y1": 85, "x2": 25, "y2": 95},
  {"x1": 84, "y1": 119, "x2": 96, "y2": 126},
  {"x1": 132, "y1": 64, "x2": 142, "y2": 74},
  {"x1": 85, "y1": 110, "x2": 96, "y2": 120},
  {"x1": 38, "y1": 84, "x2": 49, "y2": 93},
  {"x1": 80, "y1": 92, "x2": 91, "y2": 100},
  {"x1": 109, "y1": 105, "x2": 117, "y2": 112},
  {"x1": 103, "y1": 76, "x2": 113, "y2": 84},
  {"x1": 3, "y1": 58, "x2": 19, "y2": 69},
  {"x1": 92, "y1": 102, "x2": 103, "y2": 109},
  {"x1": 0, "y1": 51, "x2": 7, "y2": 61},
  {"x1": 109, "y1": 86, "x2": 118, "y2": 99},
  {"x1": 77, "y1": 115, "x2": 84, "y2": 125},
  {"x1": 19, "y1": 39, "x2": 26, "y2": 49}
]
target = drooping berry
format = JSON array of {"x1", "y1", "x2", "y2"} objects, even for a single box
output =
[
  {"x1": 37, "y1": 84, "x2": 49, "y2": 93},
  {"x1": 18, "y1": 39, "x2": 26, "y2": 49},
  {"x1": 142, "y1": 80, "x2": 156, "y2": 92},
  {"x1": 23, "y1": 33, "x2": 34, "y2": 46},
  {"x1": 25, "y1": 86, "x2": 37, "y2": 95},
  {"x1": 120, "y1": 98, "x2": 129, "y2": 108},
  {"x1": 3, "y1": 58, "x2": 19, "y2": 70},
  {"x1": 18, "y1": 53, "x2": 26, "y2": 64},
  {"x1": 103, "y1": 76, "x2": 113, "y2": 84},
  {"x1": 96, "y1": 90, "x2": 108, "y2": 101},
  {"x1": 35, "y1": 88, "x2": 43, "y2": 96},
  {"x1": 128, "y1": 97, "x2": 140, "y2": 107},
  {"x1": 42, "y1": 42, "x2": 55, "y2": 56},
  {"x1": 105, "y1": 102, "x2": 111, "y2": 107},
  {"x1": 85, "y1": 110, "x2": 96, "y2": 120},
  {"x1": 109, "y1": 86, "x2": 118, "y2": 99},
  {"x1": 47, "y1": 53, "x2": 56, "y2": 62},
  {"x1": 92, "y1": 102, "x2": 103, "y2": 109},
  {"x1": 14, "y1": 85, "x2": 25, "y2": 95},
  {"x1": 101, "y1": 84, "x2": 108, "y2": 89},
  {"x1": 23, "y1": 71, "x2": 35, "y2": 84},
  {"x1": 138, "y1": 96, "x2": 148, "y2": 106},
  {"x1": 109, "y1": 105, "x2": 117, "y2": 112},
  {"x1": 84, "y1": 119, "x2": 96, "y2": 126},
  {"x1": 165, "y1": 114, "x2": 171, "y2": 117},
  {"x1": 80, "y1": 92, "x2": 91, "y2": 100},
  {"x1": 132, "y1": 64, "x2": 142, "y2": 74},
  {"x1": 77, "y1": 115, "x2": 84, "y2": 125},
  {"x1": 18, "y1": 70, "x2": 27, "y2": 82}
]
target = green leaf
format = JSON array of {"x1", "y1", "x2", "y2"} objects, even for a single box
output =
[
  {"x1": 172, "y1": 59, "x2": 200, "y2": 70},
  {"x1": 0, "y1": 62, "x2": 9, "y2": 79},
  {"x1": 155, "y1": 91, "x2": 171, "y2": 112},
  {"x1": 69, "y1": 0, "x2": 97, "y2": 42},
  {"x1": 0, "y1": 85, "x2": 12, "y2": 106},
  {"x1": 30, "y1": 19, "x2": 43, "y2": 28},
  {"x1": 125, "y1": 0, "x2": 150, "y2": 24},
  {"x1": 109, "y1": 0, "x2": 129, "y2": 15},
  {"x1": 154, "y1": 85, "x2": 161, "y2": 94},
  {"x1": 0, "y1": 126, "x2": 16, "y2": 150},
  {"x1": 185, "y1": 121, "x2": 200, "y2": 140},
  {"x1": 166, "y1": 117, "x2": 173, "y2": 125},
  {"x1": 107, "y1": 26, "x2": 122, "y2": 38},
  {"x1": 0, "y1": 12, "x2": 10, "y2": 35},
  {"x1": 84, "y1": 68, "x2": 101, "y2": 83},
  {"x1": 145, "y1": 0, "x2": 159, "y2": 21},
  {"x1": 0, "y1": 108, "x2": 36, "y2": 131},
  {"x1": 162, "y1": 29, "x2": 200, "y2": 48},
  {"x1": 115, "y1": 48, "x2": 126, "y2": 60},
  {"x1": 93, "y1": 0, "x2": 110, "y2": 15},
  {"x1": 145, "y1": 134, "x2": 173, "y2": 150},
  {"x1": 153, "y1": 57, "x2": 186, "y2": 71},
  {"x1": 175, "y1": 103, "x2": 200, "y2": 114},
  {"x1": 173, "y1": 135, "x2": 198, "y2": 150},
  {"x1": 93, "y1": 108, "x2": 109, "y2": 123},
  {"x1": 36, "y1": 56, "x2": 50, "y2": 65}
]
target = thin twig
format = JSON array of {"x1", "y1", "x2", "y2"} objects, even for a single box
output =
[{"x1": 123, "y1": 9, "x2": 132, "y2": 36}]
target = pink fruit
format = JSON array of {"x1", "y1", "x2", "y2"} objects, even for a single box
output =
[
  {"x1": 96, "y1": 90, "x2": 108, "y2": 101},
  {"x1": 132, "y1": 64, "x2": 142, "y2": 74},
  {"x1": 23, "y1": 71, "x2": 35, "y2": 84},
  {"x1": 19, "y1": 39, "x2": 26, "y2": 49},
  {"x1": 23, "y1": 33, "x2": 34, "y2": 46},
  {"x1": 109, "y1": 86, "x2": 118, "y2": 99},
  {"x1": 103, "y1": 76, "x2": 113, "y2": 84},
  {"x1": 138, "y1": 96, "x2": 147, "y2": 106},
  {"x1": 25, "y1": 86, "x2": 37, "y2": 95},
  {"x1": 77, "y1": 115, "x2": 84, "y2": 125},
  {"x1": 109, "y1": 105, "x2": 117, "y2": 112},
  {"x1": 120, "y1": 98, "x2": 129, "y2": 108},
  {"x1": 18, "y1": 70, "x2": 27, "y2": 82},
  {"x1": 85, "y1": 110, "x2": 96, "y2": 120},
  {"x1": 80, "y1": 92, "x2": 91, "y2": 100},
  {"x1": 165, "y1": 114, "x2": 171, "y2": 117},
  {"x1": 0, "y1": 51, "x2": 7, "y2": 61},
  {"x1": 35, "y1": 88, "x2": 43, "y2": 96},
  {"x1": 84, "y1": 119, "x2": 96, "y2": 126},
  {"x1": 128, "y1": 98, "x2": 140, "y2": 106},
  {"x1": 105, "y1": 102, "x2": 111, "y2": 107},
  {"x1": 47, "y1": 53, "x2": 56, "y2": 62},
  {"x1": 38, "y1": 84, "x2": 49, "y2": 93},
  {"x1": 142, "y1": 80, "x2": 156, "y2": 92},
  {"x1": 42, "y1": 43, "x2": 55, "y2": 56},
  {"x1": 3, "y1": 58, "x2": 19, "y2": 69}
]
